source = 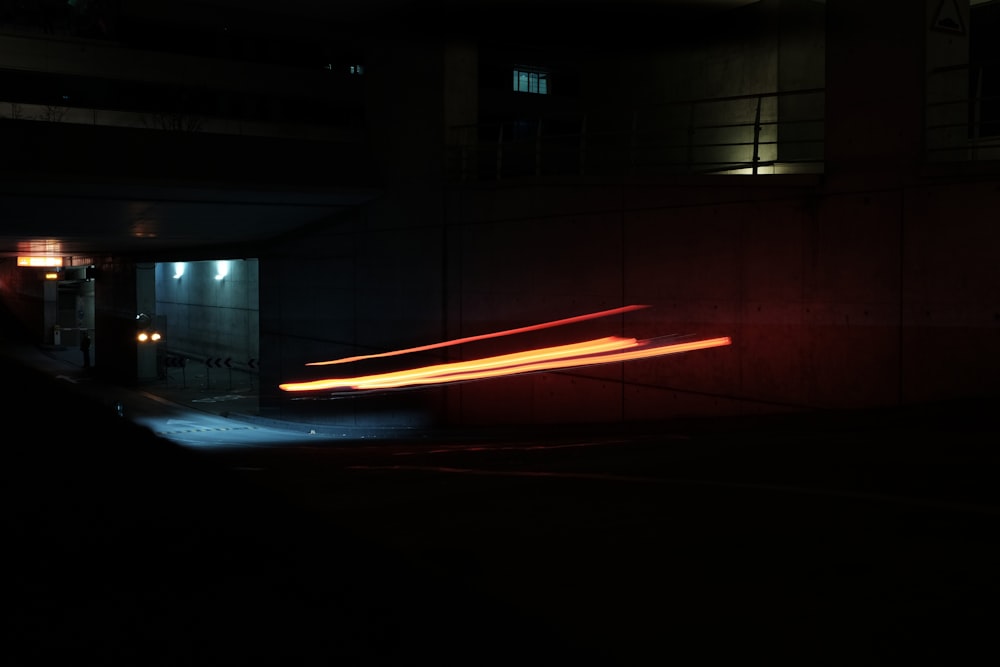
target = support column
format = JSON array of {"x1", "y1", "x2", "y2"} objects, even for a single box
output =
[
  {"x1": 925, "y1": 0, "x2": 972, "y2": 161},
  {"x1": 824, "y1": 0, "x2": 931, "y2": 184},
  {"x1": 43, "y1": 277, "x2": 58, "y2": 345},
  {"x1": 94, "y1": 256, "x2": 138, "y2": 386}
]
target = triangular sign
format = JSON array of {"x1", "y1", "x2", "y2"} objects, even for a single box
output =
[{"x1": 932, "y1": 0, "x2": 965, "y2": 35}]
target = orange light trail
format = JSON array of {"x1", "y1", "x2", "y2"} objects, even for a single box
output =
[
  {"x1": 305, "y1": 304, "x2": 650, "y2": 366},
  {"x1": 279, "y1": 335, "x2": 731, "y2": 393}
]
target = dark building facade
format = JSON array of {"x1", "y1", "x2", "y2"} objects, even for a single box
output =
[{"x1": 1, "y1": 0, "x2": 998, "y2": 429}]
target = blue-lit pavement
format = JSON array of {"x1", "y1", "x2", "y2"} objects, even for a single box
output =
[{"x1": 15, "y1": 341, "x2": 322, "y2": 447}]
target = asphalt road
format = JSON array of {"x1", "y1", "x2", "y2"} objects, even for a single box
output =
[
  {"x1": 199, "y1": 417, "x2": 1000, "y2": 666},
  {"x1": 4, "y1": 326, "x2": 999, "y2": 665}
]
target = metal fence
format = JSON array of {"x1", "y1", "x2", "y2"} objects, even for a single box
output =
[
  {"x1": 926, "y1": 61, "x2": 1000, "y2": 163},
  {"x1": 448, "y1": 69, "x2": 1000, "y2": 182},
  {"x1": 446, "y1": 88, "x2": 826, "y2": 182}
]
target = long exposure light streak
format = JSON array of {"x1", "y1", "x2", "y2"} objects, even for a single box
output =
[
  {"x1": 279, "y1": 335, "x2": 731, "y2": 393},
  {"x1": 305, "y1": 304, "x2": 650, "y2": 366}
]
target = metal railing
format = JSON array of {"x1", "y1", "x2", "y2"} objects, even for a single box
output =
[
  {"x1": 0, "y1": 100, "x2": 362, "y2": 143},
  {"x1": 925, "y1": 61, "x2": 1000, "y2": 163},
  {"x1": 446, "y1": 88, "x2": 826, "y2": 182}
]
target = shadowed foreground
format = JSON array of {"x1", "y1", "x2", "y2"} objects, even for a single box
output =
[
  {"x1": 4, "y1": 351, "x2": 589, "y2": 666},
  {"x1": 5, "y1": 292, "x2": 1000, "y2": 666}
]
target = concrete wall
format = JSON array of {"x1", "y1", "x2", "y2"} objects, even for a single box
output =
[
  {"x1": 259, "y1": 170, "x2": 999, "y2": 429},
  {"x1": 92, "y1": 256, "x2": 139, "y2": 385},
  {"x1": 0, "y1": 32, "x2": 353, "y2": 99},
  {"x1": 253, "y1": 35, "x2": 455, "y2": 425},
  {"x1": 154, "y1": 258, "x2": 259, "y2": 373},
  {"x1": 547, "y1": 0, "x2": 825, "y2": 175},
  {"x1": 901, "y1": 179, "x2": 1000, "y2": 404},
  {"x1": 0, "y1": 259, "x2": 47, "y2": 340},
  {"x1": 449, "y1": 175, "x2": 999, "y2": 425},
  {"x1": 826, "y1": 0, "x2": 928, "y2": 175},
  {"x1": 925, "y1": 0, "x2": 973, "y2": 161},
  {"x1": 258, "y1": 207, "x2": 447, "y2": 426},
  {"x1": 247, "y1": 0, "x2": 998, "y2": 429}
]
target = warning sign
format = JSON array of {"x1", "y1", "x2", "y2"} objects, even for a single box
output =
[{"x1": 931, "y1": 0, "x2": 965, "y2": 35}]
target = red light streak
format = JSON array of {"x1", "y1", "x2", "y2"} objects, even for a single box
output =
[
  {"x1": 305, "y1": 304, "x2": 650, "y2": 366},
  {"x1": 279, "y1": 335, "x2": 731, "y2": 393}
]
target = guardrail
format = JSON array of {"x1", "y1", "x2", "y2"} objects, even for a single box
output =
[
  {"x1": 161, "y1": 352, "x2": 259, "y2": 390},
  {"x1": 0, "y1": 101, "x2": 361, "y2": 143},
  {"x1": 926, "y1": 61, "x2": 1000, "y2": 163},
  {"x1": 446, "y1": 88, "x2": 826, "y2": 181}
]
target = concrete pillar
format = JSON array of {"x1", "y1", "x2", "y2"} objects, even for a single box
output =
[
  {"x1": 93, "y1": 256, "x2": 138, "y2": 386},
  {"x1": 925, "y1": 0, "x2": 972, "y2": 161},
  {"x1": 43, "y1": 278, "x2": 58, "y2": 345},
  {"x1": 444, "y1": 39, "x2": 478, "y2": 181},
  {"x1": 824, "y1": 0, "x2": 930, "y2": 182}
]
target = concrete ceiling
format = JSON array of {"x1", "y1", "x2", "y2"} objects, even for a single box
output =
[
  {"x1": 0, "y1": 178, "x2": 376, "y2": 261},
  {"x1": 184, "y1": 0, "x2": 761, "y2": 20}
]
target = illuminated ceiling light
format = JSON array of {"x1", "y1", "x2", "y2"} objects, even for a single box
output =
[
  {"x1": 215, "y1": 260, "x2": 230, "y2": 280},
  {"x1": 130, "y1": 216, "x2": 158, "y2": 238},
  {"x1": 173, "y1": 262, "x2": 186, "y2": 279},
  {"x1": 18, "y1": 256, "x2": 63, "y2": 267}
]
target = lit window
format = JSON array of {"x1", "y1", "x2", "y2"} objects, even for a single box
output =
[
  {"x1": 349, "y1": 64, "x2": 364, "y2": 75},
  {"x1": 513, "y1": 68, "x2": 548, "y2": 95}
]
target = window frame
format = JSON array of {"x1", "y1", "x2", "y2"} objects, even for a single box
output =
[{"x1": 512, "y1": 67, "x2": 549, "y2": 95}]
